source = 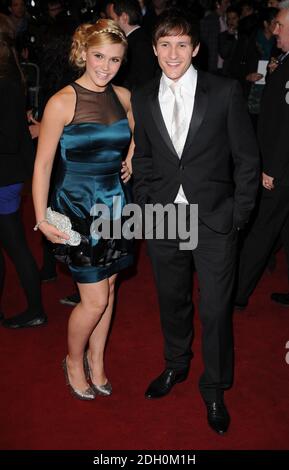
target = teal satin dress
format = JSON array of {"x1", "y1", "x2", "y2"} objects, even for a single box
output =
[{"x1": 50, "y1": 82, "x2": 133, "y2": 283}]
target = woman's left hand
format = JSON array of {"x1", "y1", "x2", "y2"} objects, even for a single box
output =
[{"x1": 121, "y1": 160, "x2": 132, "y2": 183}]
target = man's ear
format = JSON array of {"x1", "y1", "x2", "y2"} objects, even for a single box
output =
[
  {"x1": 153, "y1": 45, "x2": 158, "y2": 56},
  {"x1": 122, "y1": 12, "x2": 129, "y2": 25},
  {"x1": 192, "y1": 43, "x2": 200, "y2": 58},
  {"x1": 106, "y1": 3, "x2": 114, "y2": 18}
]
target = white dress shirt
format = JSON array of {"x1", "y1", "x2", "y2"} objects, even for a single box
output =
[
  {"x1": 126, "y1": 25, "x2": 141, "y2": 37},
  {"x1": 158, "y1": 65, "x2": 197, "y2": 203},
  {"x1": 218, "y1": 16, "x2": 227, "y2": 69}
]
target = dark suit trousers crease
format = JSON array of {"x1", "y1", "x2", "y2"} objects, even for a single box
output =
[
  {"x1": 236, "y1": 185, "x2": 289, "y2": 303},
  {"x1": 147, "y1": 218, "x2": 237, "y2": 402}
]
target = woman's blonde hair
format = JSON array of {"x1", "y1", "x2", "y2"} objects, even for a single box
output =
[{"x1": 70, "y1": 19, "x2": 127, "y2": 70}]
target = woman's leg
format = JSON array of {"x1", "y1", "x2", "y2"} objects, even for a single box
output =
[
  {"x1": 66, "y1": 278, "x2": 111, "y2": 392},
  {"x1": 87, "y1": 274, "x2": 117, "y2": 385}
]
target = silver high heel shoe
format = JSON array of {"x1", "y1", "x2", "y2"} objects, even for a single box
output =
[
  {"x1": 62, "y1": 357, "x2": 96, "y2": 400},
  {"x1": 83, "y1": 351, "x2": 112, "y2": 396}
]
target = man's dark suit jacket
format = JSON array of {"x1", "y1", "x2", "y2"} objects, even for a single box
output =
[
  {"x1": 0, "y1": 76, "x2": 34, "y2": 187},
  {"x1": 132, "y1": 71, "x2": 260, "y2": 233},
  {"x1": 258, "y1": 55, "x2": 289, "y2": 185}
]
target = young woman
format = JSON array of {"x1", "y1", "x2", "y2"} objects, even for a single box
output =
[{"x1": 32, "y1": 19, "x2": 134, "y2": 400}]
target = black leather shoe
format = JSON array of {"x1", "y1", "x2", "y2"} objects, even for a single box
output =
[
  {"x1": 145, "y1": 368, "x2": 189, "y2": 399},
  {"x1": 271, "y1": 292, "x2": 289, "y2": 307},
  {"x1": 205, "y1": 400, "x2": 230, "y2": 435},
  {"x1": 2, "y1": 312, "x2": 48, "y2": 329}
]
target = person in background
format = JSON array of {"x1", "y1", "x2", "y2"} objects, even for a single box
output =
[
  {"x1": 8, "y1": 0, "x2": 28, "y2": 36},
  {"x1": 106, "y1": 0, "x2": 158, "y2": 89},
  {"x1": 137, "y1": 0, "x2": 148, "y2": 16},
  {"x1": 46, "y1": 0, "x2": 64, "y2": 19},
  {"x1": 142, "y1": 0, "x2": 168, "y2": 37},
  {"x1": 200, "y1": 0, "x2": 230, "y2": 74},
  {"x1": 7, "y1": 0, "x2": 39, "y2": 61},
  {"x1": 235, "y1": 2, "x2": 289, "y2": 310},
  {"x1": 38, "y1": 0, "x2": 77, "y2": 44},
  {"x1": 244, "y1": 7, "x2": 278, "y2": 128},
  {"x1": 219, "y1": 6, "x2": 240, "y2": 76},
  {"x1": 0, "y1": 13, "x2": 46, "y2": 329}
]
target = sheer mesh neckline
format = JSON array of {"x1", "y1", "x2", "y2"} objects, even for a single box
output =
[
  {"x1": 74, "y1": 81, "x2": 111, "y2": 95},
  {"x1": 69, "y1": 82, "x2": 127, "y2": 126}
]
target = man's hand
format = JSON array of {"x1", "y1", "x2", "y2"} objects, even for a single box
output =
[
  {"x1": 246, "y1": 73, "x2": 263, "y2": 82},
  {"x1": 267, "y1": 57, "x2": 279, "y2": 74},
  {"x1": 262, "y1": 172, "x2": 274, "y2": 190},
  {"x1": 28, "y1": 116, "x2": 41, "y2": 139}
]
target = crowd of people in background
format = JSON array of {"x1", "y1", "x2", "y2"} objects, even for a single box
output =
[{"x1": 0, "y1": 0, "x2": 285, "y2": 113}]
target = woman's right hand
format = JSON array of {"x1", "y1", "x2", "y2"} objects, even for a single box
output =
[{"x1": 38, "y1": 221, "x2": 70, "y2": 244}]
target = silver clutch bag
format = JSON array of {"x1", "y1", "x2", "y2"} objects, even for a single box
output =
[{"x1": 46, "y1": 207, "x2": 81, "y2": 246}]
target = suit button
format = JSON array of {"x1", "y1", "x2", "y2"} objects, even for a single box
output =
[{"x1": 180, "y1": 165, "x2": 185, "y2": 170}]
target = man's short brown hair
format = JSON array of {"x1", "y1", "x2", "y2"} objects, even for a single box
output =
[{"x1": 152, "y1": 9, "x2": 200, "y2": 48}]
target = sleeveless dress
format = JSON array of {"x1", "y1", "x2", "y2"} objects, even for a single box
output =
[{"x1": 50, "y1": 82, "x2": 133, "y2": 283}]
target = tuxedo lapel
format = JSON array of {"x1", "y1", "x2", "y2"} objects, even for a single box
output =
[
  {"x1": 149, "y1": 80, "x2": 179, "y2": 162},
  {"x1": 182, "y1": 71, "x2": 208, "y2": 157},
  {"x1": 148, "y1": 73, "x2": 208, "y2": 162}
]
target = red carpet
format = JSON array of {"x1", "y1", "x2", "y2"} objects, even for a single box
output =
[{"x1": 0, "y1": 195, "x2": 289, "y2": 450}]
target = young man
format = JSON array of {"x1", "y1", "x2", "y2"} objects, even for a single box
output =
[{"x1": 131, "y1": 10, "x2": 259, "y2": 434}]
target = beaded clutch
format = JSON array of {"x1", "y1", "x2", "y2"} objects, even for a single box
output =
[{"x1": 46, "y1": 207, "x2": 81, "y2": 246}]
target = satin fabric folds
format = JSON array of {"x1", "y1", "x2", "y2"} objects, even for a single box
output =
[{"x1": 50, "y1": 117, "x2": 133, "y2": 283}]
